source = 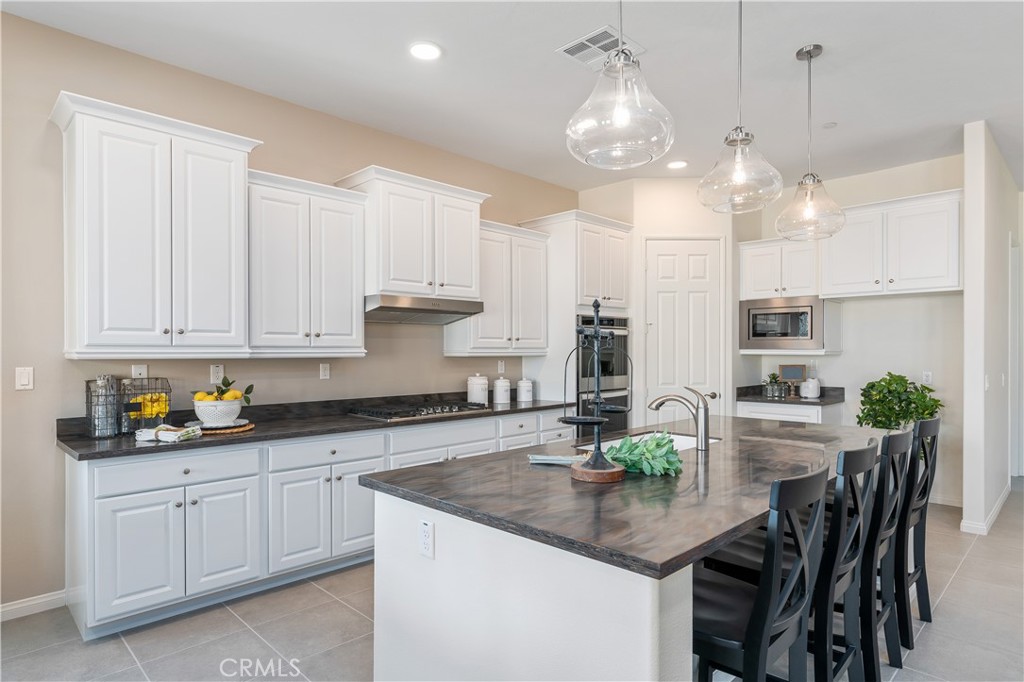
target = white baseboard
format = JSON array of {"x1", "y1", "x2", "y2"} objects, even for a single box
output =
[
  {"x1": 1, "y1": 590, "x2": 66, "y2": 622},
  {"x1": 960, "y1": 483, "x2": 1011, "y2": 535},
  {"x1": 929, "y1": 493, "x2": 963, "y2": 508}
]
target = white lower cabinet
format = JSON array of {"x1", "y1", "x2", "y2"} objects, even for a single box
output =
[
  {"x1": 268, "y1": 466, "x2": 333, "y2": 574},
  {"x1": 735, "y1": 401, "x2": 842, "y2": 425},
  {"x1": 499, "y1": 433, "x2": 537, "y2": 450},
  {"x1": 331, "y1": 457, "x2": 386, "y2": 556},
  {"x1": 450, "y1": 440, "x2": 497, "y2": 459},
  {"x1": 390, "y1": 448, "x2": 449, "y2": 469},
  {"x1": 185, "y1": 476, "x2": 261, "y2": 595},
  {"x1": 540, "y1": 428, "x2": 573, "y2": 444}
]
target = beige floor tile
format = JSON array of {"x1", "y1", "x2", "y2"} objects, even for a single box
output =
[
  {"x1": 227, "y1": 580, "x2": 333, "y2": 626},
  {"x1": 928, "y1": 598, "x2": 1024, "y2": 655},
  {"x1": 0, "y1": 634, "x2": 135, "y2": 682},
  {"x1": 299, "y1": 633, "x2": 373, "y2": 682},
  {"x1": 121, "y1": 604, "x2": 245, "y2": 663},
  {"x1": 892, "y1": 667, "x2": 945, "y2": 681},
  {"x1": 90, "y1": 665, "x2": 147, "y2": 681},
  {"x1": 923, "y1": 530, "x2": 976, "y2": 557},
  {"x1": 339, "y1": 589, "x2": 373, "y2": 620},
  {"x1": 939, "y1": 575, "x2": 1024, "y2": 617},
  {"x1": 252, "y1": 602, "x2": 372, "y2": 661},
  {"x1": 966, "y1": 537, "x2": 1024, "y2": 568},
  {"x1": 957, "y1": 555, "x2": 1024, "y2": 590},
  {"x1": 311, "y1": 563, "x2": 373, "y2": 599},
  {"x1": 141, "y1": 630, "x2": 280, "y2": 682},
  {"x1": 0, "y1": 607, "x2": 83, "y2": 660},
  {"x1": 924, "y1": 504, "x2": 964, "y2": 536},
  {"x1": 984, "y1": 521, "x2": 1024, "y2": 549},
  {"x1": 900, "y1": 628, "x2": 1024, "y2": 681}
]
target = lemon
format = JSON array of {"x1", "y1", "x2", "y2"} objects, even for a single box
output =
[
  {"x1": 194, "y1": 391, "x2": 208, "y2": 401},
  {"x1": 202, "y1": 395, "x2": 217, "y2": 402}
]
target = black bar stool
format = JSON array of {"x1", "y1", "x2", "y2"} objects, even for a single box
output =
[
  {"x1": 861, "y1": 430, "x2": 914, "y2": 682},
  {"x1": 894, "y1": 417, "x2": 942, "y2": 649},
  {"x1": 692, "y1": 467, "x2": 828, "y2": 682}
]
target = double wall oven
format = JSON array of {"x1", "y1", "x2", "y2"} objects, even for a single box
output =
[{"x1": 576, "y1": 314, "x2": 630, "y2": 436}]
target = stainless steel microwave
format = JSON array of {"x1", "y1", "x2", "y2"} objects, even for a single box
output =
[{"x1": 739, "y1": 296, "x2": 842, "y2": 353}]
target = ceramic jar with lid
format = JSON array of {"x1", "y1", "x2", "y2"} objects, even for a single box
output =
[
  {"x1": 517, "y1": 379, "x2": 533, "y2": 404},
  {"x1": 468, "y1": 374, "x2": 489, "y2": 405},
  {"x1": 493, "y1": 377, "x2": 511, "y2": 405}
]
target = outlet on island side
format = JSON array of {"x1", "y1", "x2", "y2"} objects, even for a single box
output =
[{"x1": 419, "y1": 519, "x2": 435, "y2": 559}]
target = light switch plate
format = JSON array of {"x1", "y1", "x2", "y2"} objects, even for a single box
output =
[
  {"x1": 320, "y1": 363, "x2": 330, "y2": 380},
  {"x1": 210, "y1": 364, "x2": 225, "y2": 384},
  {"x1": 131, "y1": 364, "x2": 148, "y2": 379},
  {"x1": 15, "y1": 367, "x2": 33, "y2": 391}
]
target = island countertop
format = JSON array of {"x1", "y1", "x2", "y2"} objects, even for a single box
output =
[{"x1": 360, "y1": 416, "x2": 886, "y2": 579}]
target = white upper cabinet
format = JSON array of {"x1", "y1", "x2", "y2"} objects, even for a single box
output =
[
  {"x1": 602, "y1": 228, "x2": 629, "y2": 308},
  {"x1": 248, "y1": 172, "x2": 366, "y2": 357},
  {"x1": 577, "y1": 221, "x2": 630, "y2": 309},
  {"x1": 577, "y1": 224, "x2": 604, "y2": 305},
  {"x1": 739, "y1": 241, "x2": 817, "y2": 300},
  {"x1": 50, "y1": 91, "x2": 261, "y2": 359},
  {"x1": 443, "y1": 222, "x2": 548, "y2": 356},
  {"x1": 335, "y1": 166, "x2": 489, "y2": 300},
  {"x1": 819, "y1": 191, "x2": 961, "y2": 298}
]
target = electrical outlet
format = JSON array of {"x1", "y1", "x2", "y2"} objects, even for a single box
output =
[
  {"x1": 15, "y1": 367, "x2": 33, "y2": 391},
  {"x1": 418, "y1": 519, "x2": 435, "y2": 559},
  {"x1": 320, "y1": 363, "x2": 330, "y2": 380},
  {"x1": 210, "y1": 364, "x2": 225, "y2": 384},
  {"x1": 922, "y1": 371, "x2": 933, "y2": 384},
  {"x1": 498, "y1": 360, "x2": 506, "y2": 374},
  {"x1": 131, "y1": 364, "x2": 148, "y2": 379}
]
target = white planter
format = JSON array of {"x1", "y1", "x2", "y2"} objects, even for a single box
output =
[{"x1": 193, "y1": 399, "x2": 242, "y2": 427}]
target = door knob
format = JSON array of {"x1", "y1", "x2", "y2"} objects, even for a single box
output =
[{"x1": 705, "y1": 392, "x2": 719, "y2": 399}]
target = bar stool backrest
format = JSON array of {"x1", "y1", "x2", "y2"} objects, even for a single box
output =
[
  {"x1": 905, "y1": 417, "x2": 941, "y2": 523},
  {"x1": 869, "y1": 431, "x2": 914, "y2": 555},
  {"x1": 824, "y1": 441, "x2": 881, "y2": 597}
]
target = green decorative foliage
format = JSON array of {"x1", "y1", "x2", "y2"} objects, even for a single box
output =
[
  {"x1": 605, "y1": 432, "x2": 682, "y2": 477},
  {"x1": 856, "y1": 372, "x2": 942, "y2": 431},
  {"x1": 762, "y1": 372, "x2": 781, "y2": 385}
]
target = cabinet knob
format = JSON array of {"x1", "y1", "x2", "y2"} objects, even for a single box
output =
[
  {"x1": 314, "y1": 332, "x2": 321, "y2": 338},
  {"x1": 889, "y1": 278, "x2": 895, "y2": 283},
  {"x1": 329, "y1": 449, "x2": 337, "y2": 455},
  {"x1": 515, "y1": 337, "x2": 520, "y2": 341},
  {"x1": 506, "y1": 337, "x2": 512, "y2": 341},
  {"x1": 183, "y1": 468, "x2": 191, "y2": 475},
  {"x1": 874, "y1": 279, "x2": 880, "y2": 284},
  {"x1": 427, "y1": 281, "x2": 434, "y2": 286},
  {"x1": 190, "y1": 499, "x2": 198, "y2": 506},
  {"x1": 336, "y1": 474, "x2": 344, "y2": 481},
  {"x1": 774, "y1": 288, "x2": 779, "y2": 292},
  {"x1": 439, "y1": 282, "x2": 445, "y2": 287},
  {"x1": 518, "y1": 423, "x2": 524, "y2": 429},
  {"x1": 324, "y1": 476, "x2": 331, "y2": 482},
  {"x1": 781, "y1": 287, "x2": 787, "y2": 291},
  {"x1": 162, "y1": 328, "x2": 170, "y2": 335},
  {"x1": 304, "y1": 332, "x2": 311, "y2": 337},
  {"x1": 176, "y1": 328, "x2": 184, "y2": 335},
  {"x1": 174, "y1": 501, "x2": 183, "y2": 508}
]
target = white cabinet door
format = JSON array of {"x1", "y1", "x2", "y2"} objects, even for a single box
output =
[
  {"x1": 577, "y1": 224, "x2": 604, "y2": 306},
  {"x1": 819, "y1": 211, "x2": 885, "y2": 296},
  {"x1": 780, "y1": 243, "x2": 818, "y2": 297},
  {"x1": 434, "y1": 195, "x2": 480, "y2": 299},
  {"x1": 602, "y1": 229, "x2": 629, "y2": 308},
  {"x1": 331, "y1": 457, "x2": 386, "y2": 557},
  {"x1": 511, "y1": 237, "x2": 547, "y2": 350},
  {"x1": 735, "y1": 402, "x2": 821, "y2": 424},
  {"x1": 171, "y1": 138, "x2": 247, "y2": 347},
  {"x1": 885, "y1": 199, "x2": 960, "y2": 292},
  {"x1": 380, "y1": 182, "x2": 433, "y2": 296},
  {"x1": 311, "y1": 196, "x2": 364, "y2": 349},
  {"x1": 390, "y1": 448, "x2": 448, "y2": 469},
  {"x1": 740, "y1": 244, "x2": 781, "y2": 300},
  {"x1": 185, "y1": 476, "x2": 260, "y2": 596},
  {"x1": 472, "y1": 231, "x2": 512, "y2": 350},
  {"x1": 94, "y1": 487, "x2": 184, "y2": 620},
  {"x1": 249, "y1": 185, "x2": 310, "y2": 347},
  {"x1": 82, "y1": 117, "x2": 172, "y2": 347},
  {"x1": 540, "y1": 428, "x2": 573, "y2": 444},
  {"x1": 499, "y1": 433, "x2": 538, "y2": 450},
  {"x1": 449, "y1": 440, "x2": 497, "y2": 459},
  {"x1": 268, "y1": 467, "x2": 332, "y2": 574}
]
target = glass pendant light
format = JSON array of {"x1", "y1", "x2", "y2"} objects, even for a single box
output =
[
  {"x1": 776, "y1": 44, "x2": 845, "y2": 240},
  {"x1": 565, "y1": 0, "x2": 674, "y2": 169},
  {"x1": 698, "y1": 0, "x2": 783, "y2": 213}
]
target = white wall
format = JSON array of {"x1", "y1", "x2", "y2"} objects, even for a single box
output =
[{"x1": 962, "y1": 121, "x2": 1018, "y2": 532}]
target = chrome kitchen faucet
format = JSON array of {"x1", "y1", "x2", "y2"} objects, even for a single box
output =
[{"x1": 648, "y1": 387, "x2": 719, "y2": 453}]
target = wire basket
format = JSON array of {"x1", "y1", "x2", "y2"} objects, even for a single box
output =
[
  {"x1": 120, "y1": 378, "x2": 172, "y2": 433},
  {"x1": 85, "y1": 375, "x2": 121, "y2": 438}
]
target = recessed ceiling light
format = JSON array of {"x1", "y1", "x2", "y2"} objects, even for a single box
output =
[
  {"x1": 410, "y1": 42, "x2": 442, "y2": 61},
  {"x1": 666, "y1": 160, "x2": 688, "y2": 170}
]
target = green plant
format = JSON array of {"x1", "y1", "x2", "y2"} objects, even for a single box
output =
[
  {"x1": 605, "y1": 432, "x2": 682, "y2": 477},
  {"x1": 856, "y1": 372, "x2": 942, "y2": 431},
  {"x1": 762, "y1": 372, "x2": 781, "y2": 385}
]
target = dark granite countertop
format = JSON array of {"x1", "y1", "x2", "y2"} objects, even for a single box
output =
[
  {"x1": 58, "y1": 393, "x2": 571, "y2": 461},
  {"x1": 736, "y1": 385, "x2": 845, "y2": 406},
  {"x1": 360, "y1": 416, "x2": 885, "y2": 579}
]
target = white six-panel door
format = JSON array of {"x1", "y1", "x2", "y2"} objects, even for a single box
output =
[
  {"x1": 380, "y1": 182, "x2": 433, "y2": 295},
  {"x1": 311, "y1": 196, "x2": 364, "y2": 348},
  {"x1": 82, "y1": 117, "x2": 172, "y2": 347},
  {"x1": 185, "y1": 476, "x2": 261, "y2": 595},
  {"x1": 511, "y1": 236, "x2": 547, "y2": 350},
  {"x1": 472, "y1": 231, "x2": 513, "y2": 349},
  {"x1": 171, "y1": 138, "x2": 247, "y2": 346},
  {"x1": 331, "y1": 457, "x2": 386, "y2": 556},
  {"x1": 434, "y1": 195, "x2": 480, "y2": 299},
  {"x1": 268, "y1": 467, "x2": 332, "y2": 574},
  {"x1": 249, "y1": 185, "x2": 311, "y2": 347},
  {"x1": 94, "y1": 487, "x2": 184, "y2": 620},
  {"x1": 645, "y1": 239, "x2": 722, "y2": 425}
]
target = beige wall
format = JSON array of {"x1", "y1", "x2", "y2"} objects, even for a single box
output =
[{"x1": 0, "y1": 15, "x2": 576, "y2": 603}]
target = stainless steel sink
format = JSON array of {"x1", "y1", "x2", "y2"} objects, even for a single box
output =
[{"x1": 576, "y1": 431, "x2": 721, "y2": 452}]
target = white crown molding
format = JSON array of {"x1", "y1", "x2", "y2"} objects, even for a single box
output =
[
  {"x1": 843, "y1": 188, "x2": 964, "y2": 214},
  {"x1": 517, "y1": 210, "x2": 632, "y2": 233},
  {"x1": 480, "y1": 220, "x2": 549, "y2": 241},
  {"x1": 334, "y1": 165, "x2": 490, "y2": 204},
  {"x1": 249, "y1": 170, "x2": 368, "y2": 203}
]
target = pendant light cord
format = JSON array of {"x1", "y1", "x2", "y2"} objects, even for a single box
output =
[
  {"x1": 618, "y1": 0, "x2": 624, "y2": 49},
  {"x1": 736, "y1": 0, "x2": 743, "y2": 127},
  {"x1": 806, "y1": 52, "x2": 813, "y2": 175}
]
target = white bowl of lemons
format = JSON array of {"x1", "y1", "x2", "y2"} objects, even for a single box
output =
[{"x1": 192, "y1": 380, "x2": 252, "y2": 428}]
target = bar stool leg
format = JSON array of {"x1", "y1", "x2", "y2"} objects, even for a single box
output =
[
  {"x1": 895, "y1": 528, "x2": 915, "y2": 649},
  {"x1": 844, "y1": 579, "x2": 865, "y2": 681},
  {"x1": 861, "y1": 549, "x2": 883, "y2": 682},
  {"x1": 882, "y1": 550, "x2": 904, "y2": 669},
  {"x1": 915, "y1": 516, "x2": 933, "y2": 622},
  {"x1": 789, "y1": 628, "x2": 808, "y2": 682},
  {"x1": 697, "y1": 657, "x2": 711, "y2": 682}
]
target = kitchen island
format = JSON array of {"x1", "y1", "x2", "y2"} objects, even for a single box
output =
[{"x1": 360, "y1": 415, "x2": 885, "y2": 681}]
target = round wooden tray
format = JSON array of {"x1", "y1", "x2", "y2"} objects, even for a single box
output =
[{"x1": 202, "y1": 422, "x2": 255, "y2": 436}]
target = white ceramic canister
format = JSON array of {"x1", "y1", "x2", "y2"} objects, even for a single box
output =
[
  {"x1": 468, "y1": 373, "x2": 489, "y2": 405},
  {"x1": 517, "y1": 378, "x2": 533, "y2": 404},
  {"x1": 493, "y1": 377, "x2": 511, "y2": 405}
]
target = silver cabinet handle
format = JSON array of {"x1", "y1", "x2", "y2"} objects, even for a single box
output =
[
  {"x1": 324, "y1": 476, "x2": 331, "y2": 482},
  {"x1": 874, "y1": 279, "x2": 880, "y2": 284},
  {"x1": 304, "y1": 332, "x2": 311, "y2": 337},
  {"x1": 889, "y1": 278, "x2": 895, "y2": 283},
  {"x1": 336, "y1": 475, "x2": 343, "y2": 481},
  {"x1": 183, "y1": 468, "x2": 191, "y2": 475},
  {"x1": 190, "y1": 499, "x2": 198, "y2": 506},
  {"x1": 162, "y1": 328, "x2": 170, "y2": 335},
  {"x1": 314, "y1": 332, "x2": 321, "y2": 338},
  {"x1": 176, "y1": 328, "x2": 184, "y2": 334},
  {"x1": 329, "y1": 449, "x2": 337, "y2": 455},
  {"x1": 174, "y1": 501, "x2": 183, "y2": 508}
]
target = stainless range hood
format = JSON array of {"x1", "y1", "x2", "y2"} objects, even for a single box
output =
[{"x1": 364, "y1": 294, "x2": 483, "y2": 325}]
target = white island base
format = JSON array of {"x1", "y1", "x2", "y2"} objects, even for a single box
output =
[{"x1": 373, "y1": 495, "x2": 693, "y2": 681}]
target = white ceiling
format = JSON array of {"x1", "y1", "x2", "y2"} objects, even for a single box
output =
[{"x1": 6, "y1": 1, "x2": 1023, "y2": 191}]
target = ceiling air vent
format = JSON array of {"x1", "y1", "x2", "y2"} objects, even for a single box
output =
[{"x1": 557, "y1": 25, "x2": 646, "y2": 71}]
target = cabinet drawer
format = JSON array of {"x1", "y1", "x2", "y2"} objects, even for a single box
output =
[
  {"x1": 736, "y1": 402, "x2": 821, "y2": 424},
  {"x1": 391, "y1": 418, "x2": 496, "y2": 454},
  {"x1": 94, "y1": 448, "x2": 259, "y2": 498},
  {"x1": 269, "y1": 433, "x2": 387, "y2": 472},
  {"x1": 538, "y1": 409, "x2": 573, "y2": 432},
  {"x1": 498, "y1": 414, "x2": 538, "y2": 437},
  {"x1": 499, "y1": 433, "x2": 537, "y2": 450},
  {"x1": 540, "y1": 428, "x2": 574, "y2": 444}
]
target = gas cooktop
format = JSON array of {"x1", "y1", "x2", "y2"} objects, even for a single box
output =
[{"x1": 347, "y1": 401, "x2": 491, "y2": 423}]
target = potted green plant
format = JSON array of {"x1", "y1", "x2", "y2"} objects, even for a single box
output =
[
  {"x1": 856, "y1": 372, "x2": 942, "y2": 431},
  {"x1": 762, "y1": 372, "x2": 784, "y2": 399}
]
